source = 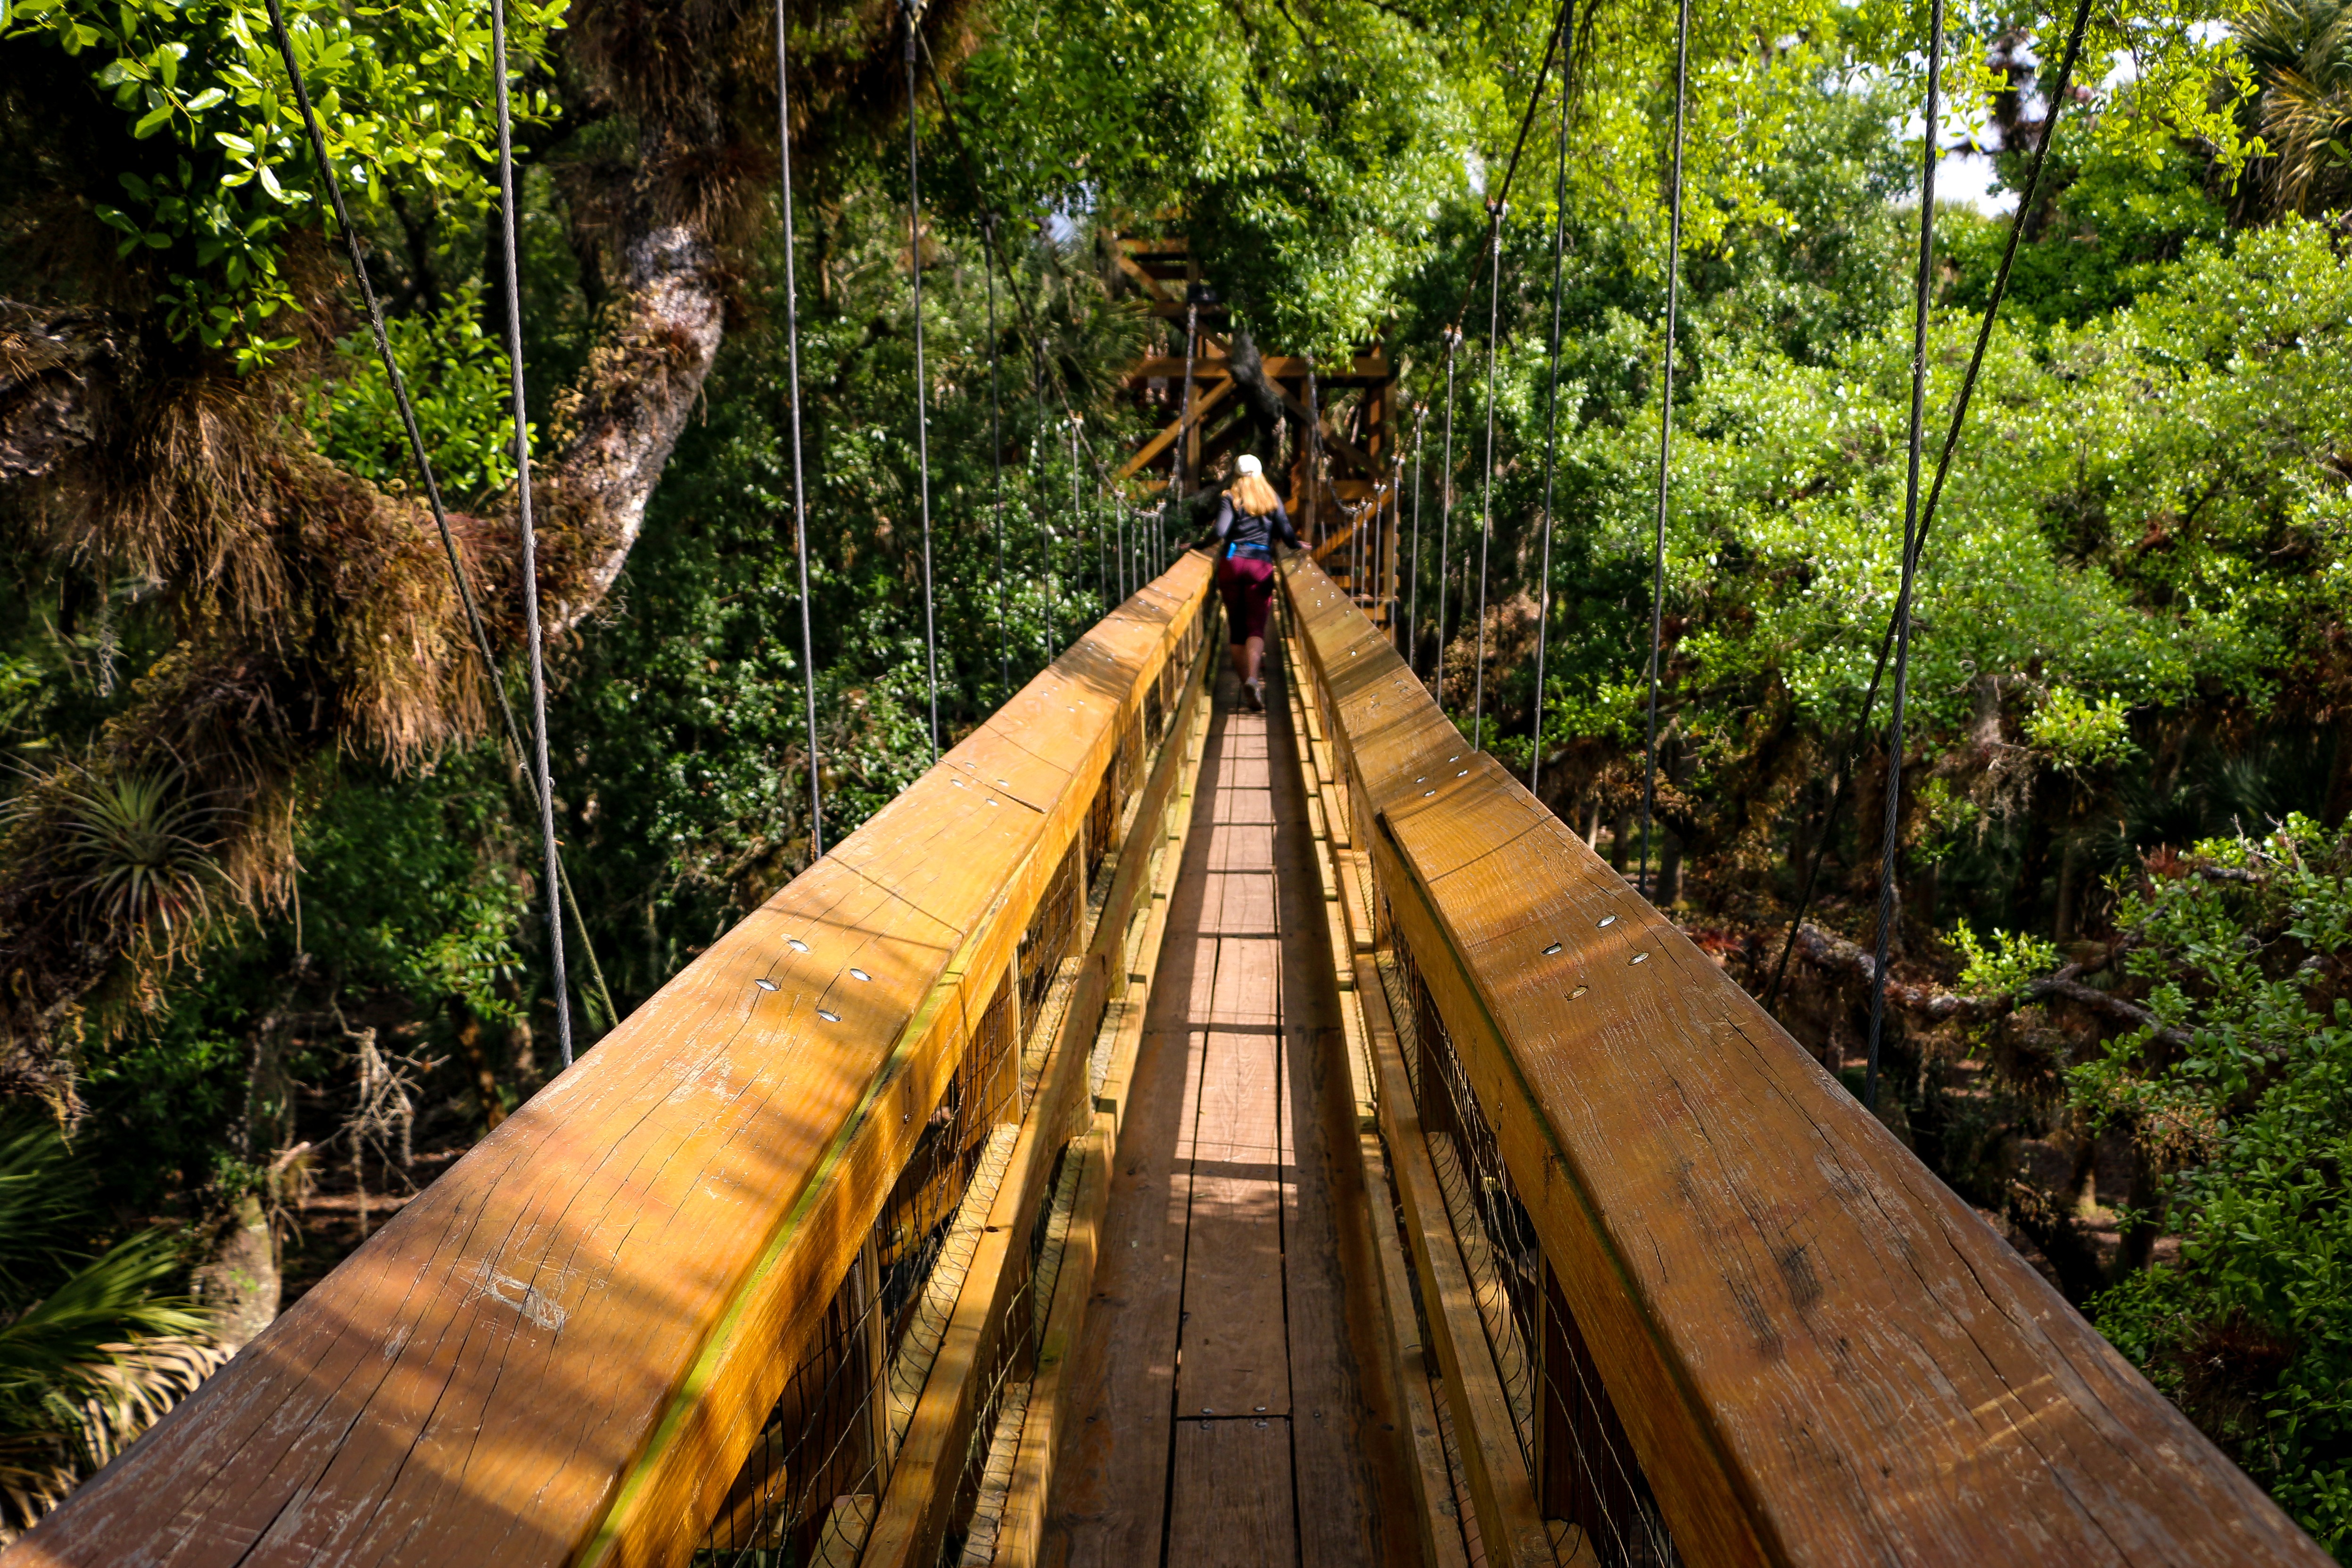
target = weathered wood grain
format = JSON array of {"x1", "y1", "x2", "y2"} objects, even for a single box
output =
[
  {"x1": 1275, "y1": 553, "x2": 2332, "y2": 1568},
  {"x1": 5, "y1": 560, "x2": 1213, "y2": 1568},
  {"x1": 1164, "y1": 1418, "x2": 1296, "y2": 1568}
]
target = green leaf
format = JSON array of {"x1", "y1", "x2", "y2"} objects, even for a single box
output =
[{"x1": 131, "y1": 102, "x2": 172, "y2": 138}]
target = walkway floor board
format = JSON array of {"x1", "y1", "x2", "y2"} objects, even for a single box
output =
[{"x1": 1043, "y1": 662, "x2": 1419, "y2": 1568}]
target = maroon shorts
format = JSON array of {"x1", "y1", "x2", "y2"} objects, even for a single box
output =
[{"x1": 1216, "y1": 553, "x2": 1276, "y2": 644}]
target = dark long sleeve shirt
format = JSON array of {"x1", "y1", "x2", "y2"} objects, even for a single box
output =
[{"x1": 1201, "y1": 494, "x2": 1300, "y2": 557}]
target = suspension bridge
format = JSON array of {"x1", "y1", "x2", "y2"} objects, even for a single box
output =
[
  {"x1": 2, "y1": 0, "x2": 2342, "y2": 1557},
  {"x1": 0, "y1": 550, "x2": 2328, "y2": 1568}
]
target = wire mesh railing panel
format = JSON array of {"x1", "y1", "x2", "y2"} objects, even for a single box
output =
[
  {"x1": 1017, "y1": 844, "x2": 1082, "y2": 1041},
  {"x1": 694, "y1": 1247, "x2": 887, "y2": 1567},
  {"x1": 937, "y1": 1140, "x2": 1080, "y2": 1566},
  {"x1": 1082, "y1": 760, "x2": 1119, "y2": 886},
  {"x1": 697, "y1": 962, "x2": 1029, "y2": 1568},
  {"x1": 1380, "y1": 904, "x2": 1680, "y2": 1568}
]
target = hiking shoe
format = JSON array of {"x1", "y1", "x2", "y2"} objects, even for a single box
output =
[{"x1": 1244, "y1": 679, "x2": 1265, "y2": 712}]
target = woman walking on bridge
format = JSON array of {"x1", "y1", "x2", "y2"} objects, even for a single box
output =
[{"x1": 1197, "y1": 454, "x2": 1299, "y2": 712}]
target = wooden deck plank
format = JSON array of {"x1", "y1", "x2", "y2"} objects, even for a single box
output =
[
  {"x1": 1174, "y1": 693, "x2": 1289, "y2": 1422},
  {"x1": 1045, "y1": 671, "x2": 1410, "y2": 1568},
  {"x1": 1172, "y1": 933, "x2": 1287, "y2": 1419},
  {"x1": 1164, "y1": 1418, "x2": 1296, "y2": 1568},
  {"x1": 1036, "y1": 704, "x2": 1238, "y2": 1568}
]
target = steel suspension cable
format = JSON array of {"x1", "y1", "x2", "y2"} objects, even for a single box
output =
[
  {"x1": 1470, "y1": 200, "x2": 1504, "y2": 748},
  {"x1": 986, "y1": 212, "x2": 1008, "y2": 701},
  {"x1": 1530, "y1": 52, "x2": 1573, "y2": 796},
  {"x1": 487, "y1": 0, "x2": 572, "y2": 1064},
  {"x1": 776, "y1": 0, "x2": 825, "y2": 859},
  {"x1": 1037, "y1": 333, "x2": 1057, "y2": 659},
  {"x1": 901, "y1": 0, "x2": 940, "y2": 763},
  {"x1": 1405, "y1": 403, "x2": 1427, "y2": 662},
  {"x1": 1433, "y1": 329, "x2": 1461, "y2": 701},
  {"x1": 1178, "y1": 300, "x2": 1200, "y2": 502},
  {"x1": 262, "y1": 0, "x2": 617, "y2": 1041},
  {"x1": 1383, "y1": 470, "x2": 1398, "y2": 613},
  {"x1": 1760, "y1": 0, "x2": 2097, "y2": 1009},
  {"x1": 1435, "y1": 0, "x2": 1581, "y2": 338},
  {"x1": 1304, "y1": 353, "x2": 1326, "y2": 548},
  {"x1": 1864, "y1": 0, "x2": 1947, "y2": 1115},
  {"x1": 1639, "y1": 0, "x2": 1691, "y2": 900},
  {"x1": 1067, "y1": 416, "x2": 1083, "y2": 630}
]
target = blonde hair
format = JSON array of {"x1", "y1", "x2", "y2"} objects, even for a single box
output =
[{"x1": 1228, "y1": 471, "x2": 1281, "y2": 517}]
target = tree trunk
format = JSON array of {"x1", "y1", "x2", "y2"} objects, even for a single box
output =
[
  {"x1": 2055, "y1": 838, "x2": 2084, "y2": 943},
  {"x1": 1655, "y1": 833, "x2": 1684, "y2": 908},
  {"x1": 189, "y1": 1192, "x2": 279, "y2": 1355},
  {"x1": 451, "y1": 998, "x2": 505, "y2": 1132}
]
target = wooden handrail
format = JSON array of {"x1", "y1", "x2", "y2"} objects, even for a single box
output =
[
  {"x1": 1275, "y1": 553, "x2": 2329, "y2": 1567},
  {"x1": 8, "y1": 556, "x2": 1216, "y2": 1568}
]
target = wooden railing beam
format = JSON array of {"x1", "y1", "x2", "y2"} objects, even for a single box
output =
[
  {"x1": 1275, "y1": 552, "x2": 2330, "y2": 1568},
  {"x1": 9, "y1": 562, "x2": 1215, "y2": 1568}
]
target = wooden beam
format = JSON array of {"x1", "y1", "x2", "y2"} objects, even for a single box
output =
[
  {"x1": 1273, "y1": 553, "x2": 2333, "y2": 1568},
  {"x1": 9, "y1": 561, "x2": 1219, "y2": 1568},
  {"x1": 859, "y1": 620, "x2": 1217, "y2": 1568},
  {"x1": 1116, "y1": 378, "x2": 1233, "y2": 480},
  {"x1": 1264, "y1": 379, "x2": 1378, "y2": 476},
  {"x1": 1113, "y1": 250, "x2": 1178, "y2": 304}
]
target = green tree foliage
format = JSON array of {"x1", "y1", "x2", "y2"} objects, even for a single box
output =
[
  {"x1": 314, "y1": 277, "x2": 526, "y2": 506},
  {"x1": 0, "y1": 1117, "x2": 216, "y2": 1539},
  {"x1": 0, "y1": 0, "x2": 562, "y2": 365},
  {"x1": 2075, "y1": 818, "x2": 2352, "y2": 1549}
]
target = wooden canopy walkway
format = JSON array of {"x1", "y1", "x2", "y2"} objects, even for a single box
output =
[{"x1": 5, "y1": 553, "x2": 2332, "y2": 1568}]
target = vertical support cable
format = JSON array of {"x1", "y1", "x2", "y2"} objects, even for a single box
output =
[
  {"x1": 1037, "y1": 327, "x2": 1058, "y2": 660},
  {"x1": 1866, "y1": 0, "x2": 1946, "y2": 1113},
  {"x1": 488, "y1": 0, "x2": 571, "y2": 1065},
  {"x1": 264, "y1": 0, "x2": 617, "y2": 1036},
  {"x1": 985, "y1": 212, "x2": 1007, "y2": 703},
  {"x1": 1433, "y1": 329, "x2": 1461, "y2": 702},
  {"x1": 1177, "y1": 300, "x2": 1200, "y2": 501},
  {"x1": 1639, "y1": 0, "x2": 1691, "y2": 900},
  {"x1": 1471, "y1": 199, "x2": 1504, "y2": 749},
  {"x1": 1067, "y1": 416, "x2": 1083, "y2": 636},
  {"x1": 1405, "y1": 403, "x2": 1427, "y2": 664},
  {"x1": 1530, "y1": 41, "x2": 1573, "y2": 796},
  {"x1": 1389, "y1": 455, "x2": 1406, "y2": 637},
  {"x1": 776, "y1": 0, "x2": 824, "y2": 859},
  {"x1": 901, "y1": 0, "x2": 939, "y2": 762},
  {"x1": 1304, "y1": 353, "x2": 1326, "y2": 552},
  {"x1": 1759, "y1": 0, "x2": 2095, "y2": 1010}
]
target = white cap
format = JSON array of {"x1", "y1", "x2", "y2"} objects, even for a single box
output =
[{"x1": 1235, "y1": 454, "x2": 1263, "y2": 477}]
